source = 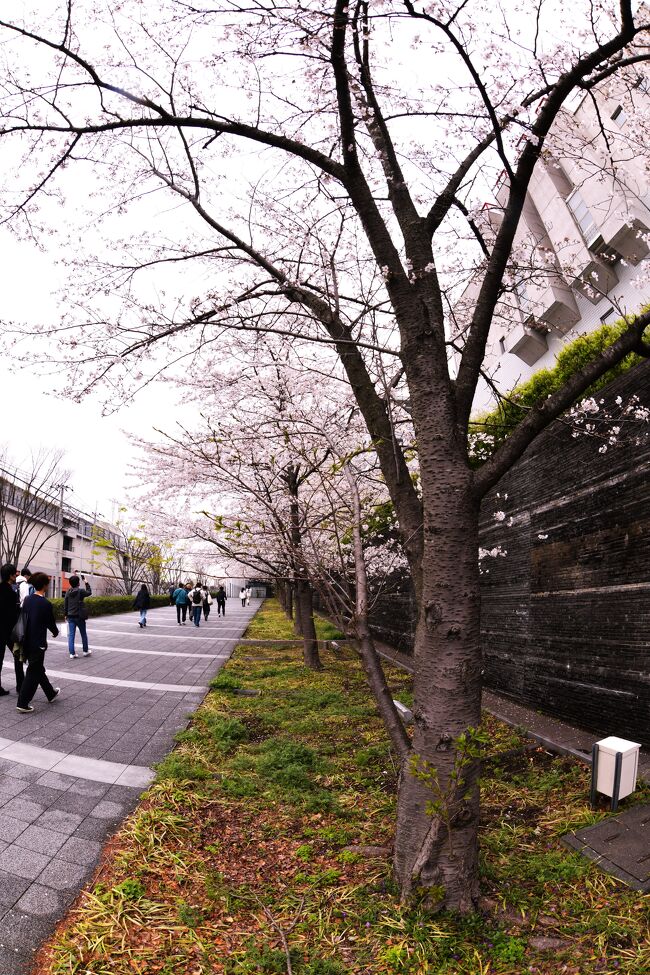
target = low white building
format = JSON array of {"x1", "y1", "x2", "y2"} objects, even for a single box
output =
[{"x1": 0, "y1": 465, "x2": 126, "y2": 596}]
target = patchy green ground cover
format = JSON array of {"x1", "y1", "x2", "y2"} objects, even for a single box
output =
[
  {"x1": 35, "y1": 600, "x2": 649, "y2": 974},
  {"x1": 244, "y1": 602, "x2": 344, "y2": 642}
]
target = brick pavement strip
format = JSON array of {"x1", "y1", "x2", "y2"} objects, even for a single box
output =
[{"x1": 0, "y1": 601, "x2": 259, "y2": 974}]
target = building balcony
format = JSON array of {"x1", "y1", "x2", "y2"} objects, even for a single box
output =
[
  {"x1": 606, "y1": 216, "x2": 650, "y2": 266},
  {"x1": 505, "y1": 317, "x2": 549, "y2": 365},
  {"x1": 574, "y1": 252, "x2": 619, "y2": 305}
]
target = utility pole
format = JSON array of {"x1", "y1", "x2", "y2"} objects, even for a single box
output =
[{"x1": 54, "y1": 482, "x2": 71, "y2": 598}]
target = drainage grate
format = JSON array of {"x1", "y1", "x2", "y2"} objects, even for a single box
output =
[{"x1": 563, "y1": 803, "x2": 650, "y2": 890}]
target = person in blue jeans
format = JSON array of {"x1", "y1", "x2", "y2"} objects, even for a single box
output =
[
  {"x1": 133, "y1": 584, "x2": 150, "y2": 628},
  {"x1": 172, "y1": 583, "x2": 190, "y2": 625},
  {"x1": 188, "y1": 585, "x2": 203, "y2": 626},
  {"x1": 64, "y1": 574, "x2": 92, "y2": 658}
]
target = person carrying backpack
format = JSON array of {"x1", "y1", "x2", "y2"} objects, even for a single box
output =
[
  {"x1": 16, "y1": 572, "x2": 60, "y2": 713},
  {"x1": 216, "y1": 585, "x2": 227, "y2": 616},
  {"x1": 16, "y1": 568, "x2": 34, "y2": 605},
  {"x1": 189, "y1": 584, "x2": 204, "y2": 627}
]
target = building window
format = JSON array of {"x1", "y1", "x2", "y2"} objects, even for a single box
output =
[
  {"x1": 566, "y1": 189, "x2": 599, "y2": 246},
  {"x1": 63, "y1": 535, "x2": 73, "y2": 551},
  {"x1": 61, "y1": 557, "x2": 72, "y2": 573},
  {"x1": 600, "y1": 307, "x2": 617, "y2": 325},
  {"x1": 611, "y1": 105, "x2": 627, "y2": 126}
]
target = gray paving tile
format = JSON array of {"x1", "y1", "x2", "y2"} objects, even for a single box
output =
[
  {"x1": 1, "y1": 798, "x2": 44, "y2": 825},
  {"x1": 0, "y1": 845, "x2": 51, "y2": 881},
  {"x1": 0, "y1": 764, "x2": 41, "y2": 782},
  {"x1": 0, "y1": 779, "x2": 29, "y2": 801},
  {"x1": 0, "y1": 943, "x2": 32, "y2": 975},
  {"x1": 14, "y1": 825, "x2": 69, "y2": 857},
  {"x1": 19, "y1": 785, "x2": 65, "y2": 809},
  {"x1": 0, "y1": 870, "x2": 30, "y2": 908},
  {"x1": 0, "y1": 817, "x2": 28, "y2": 844},
  {"x1": 35, "y1": 811, "x2": 83, "y2": 836},
  {"x1": 37, "y1": 858, "x2": 91, "y2": 891},
  {"x1": 15, "y1": 882, "x2": 75, "y2": 919},
  {"x1": 71, "y1": 818, "x2": 116, "y2": 842},
  {"x1": 89, "y1": 800, "x2": 125, "y2": 820},
  {"x1": 57, "y1": 836, "x2": 102, "y2": 866},
  {"x1": 50, "y1": 792, "x2": 103, "y2": 815},
  {"x1": 0, "y1": 908, "x2": 54, "y2": 949}
]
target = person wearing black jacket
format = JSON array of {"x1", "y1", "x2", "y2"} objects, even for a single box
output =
[
  {"x1": 0, "y1": 563, "x2": 23, "y2": 696},
  {"x1": 64, "y1": 574, "x2": 92, "y2": 658},
  {"x1": 133, "y1": 584, "x2": 151, "y2": 628},
  {"x1": 16, "y1": 572, "x2": 60, "y2": 713}
]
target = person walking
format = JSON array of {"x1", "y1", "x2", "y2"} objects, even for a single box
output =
[
  {"x1": 64, "y1": 574, "x2": 92, "y2": 658},
  {"x1": 202, "y1": 585, "x2": 212, "y2": 621},
  {"x1": 133, "y1": 583, "x2": 151, "y2": 628},
  {"x1": 173, "y1": 583, "x2": 190, "y2": 625},
  {"x1": 16, "y1": 568, "x2": 34, "y2": 604},
  {"x1": 0, "y1": 563, "x2": 21, "y2": 695},
  {"x1": 16, "y1": 572, "x2": 60, "y2": 713},
  {"x1": 168, "y1": 584, "x2": 176, "y2": 606},
  {"x1": 216, "y1": 585, "x2": 227, "y2": 617},
  {"x1": 239, "y1": 586, "x2": 246, "y2": 607},
  {"x1": 245, "y1": 586, "x2": 252, "y2": 606},
  {"x1": 188, "y1": 583, "x2": 203, "y2": 627}
]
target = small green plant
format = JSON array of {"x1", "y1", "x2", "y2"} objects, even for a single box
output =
[
  {"x1": 210, "y1": 672, "x2": 241, "y2": 692},
  {"x1": 203, "y1": 714, "x2": 249, "y2": 750},
  {"x1": 410, "y1": 726, "x2": 490, "y2": 836},
  {"x1": 177, "y1": 900, "x2": 204, "y2": 928},
  {"x1": 113, "y1": 878, "x2": 145, "y2": 900},
  {"x1": 304, "y1": 960, "x2": 348, "y2": 975},
  {"x1": 491, "y1": 933, "x2": 527, "y2": 964},
  {"x1": 256, "y1": 738, "x2": 321, "y2": 791}
]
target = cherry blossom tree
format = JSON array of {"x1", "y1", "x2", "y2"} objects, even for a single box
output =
[{"x1": 2, "y1": 0, "x2": 650, "y2": 909}]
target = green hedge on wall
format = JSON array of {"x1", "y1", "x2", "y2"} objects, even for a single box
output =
[
  {"x1": 469, "y1": 313, "x2": 649, "y2": 463},
  {"x1": 50, "y1": 593, "x2": 170, "y2": 622}
]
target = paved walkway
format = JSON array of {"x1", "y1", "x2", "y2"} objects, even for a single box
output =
[{"x1": 0, "y1": 599, "x2": 259, "y2": 974}]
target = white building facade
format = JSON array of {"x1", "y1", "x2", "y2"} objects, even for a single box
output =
[{"x1": 465, "y1": 76, "x2": 650, "y2": 413}]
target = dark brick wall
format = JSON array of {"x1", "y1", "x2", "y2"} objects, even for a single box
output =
[
  {"x1": 480, "y1": 360, "x2": 650, "y2": 746},
  {"x1": 367, "y1": 361, "x2": 650, "y2": 745}
]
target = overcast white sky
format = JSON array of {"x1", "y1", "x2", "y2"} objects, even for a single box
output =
[{"x1": 0, "y1": 230, "x2": 159, "y2": 520}]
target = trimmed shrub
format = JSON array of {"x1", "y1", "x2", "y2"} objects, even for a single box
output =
[{"x1": 51, "y1": 593, "x2": 170, "y2": 621}]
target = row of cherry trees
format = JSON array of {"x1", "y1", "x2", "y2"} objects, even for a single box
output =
[{"x1": 2, "y1": 0, "x2": 650, "y2": 908}]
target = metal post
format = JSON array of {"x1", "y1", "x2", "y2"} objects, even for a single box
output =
[
  {"x1": 611, "y1": 751, "x2": 623, "y2": 812},
  {"x1": 590, "y1": 743, "x2": 599, "y2": 808}
]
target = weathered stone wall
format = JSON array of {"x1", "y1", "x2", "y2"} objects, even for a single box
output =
[{"x1": 479, "y1": 360, "x2": 650, "y2": 746}]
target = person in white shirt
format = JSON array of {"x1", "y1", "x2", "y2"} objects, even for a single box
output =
[
  {"x1": 239, "y1": 587, "x2": 246, "y2": 607},
  {"x1": 189, "y1": 584, "x2": 204, "y2": 627},
  {"x1": 245, "y1": 586, "x2": 252, "y2": 606},
  {"x1": 16, "y1": 568, "x2": 34, "y2": 606}
]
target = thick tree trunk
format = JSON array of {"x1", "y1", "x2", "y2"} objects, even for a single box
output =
[
  {"x1": 293, "y1": 580, "x2": 303, "y2": 636},
  {"x1": 393, "y1": 484, "x2": 482, "y2": 913},
  {"x1": 297, "y1": 579, "x2": 322, "y2": 670},
  {"x1": 286, "y1": 583, "x2": 294, "y2": 622}
]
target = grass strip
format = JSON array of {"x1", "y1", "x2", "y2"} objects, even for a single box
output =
[{"x1": 34, "y1": 599, "x2": 650, "y2": 975}]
